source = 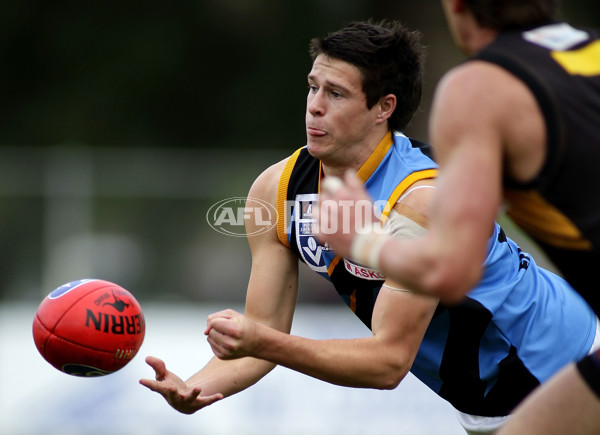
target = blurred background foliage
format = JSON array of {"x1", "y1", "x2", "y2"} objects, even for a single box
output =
[{"x1": 0, "y1": 1, "x2": 596, "y2": 302}]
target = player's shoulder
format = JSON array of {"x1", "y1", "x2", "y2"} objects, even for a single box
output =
[
  {"x1": 248, "y1": 155, "x2": 294, "y2": 202},
  {"x1": 437, "y1": 60, "x2": 525, "y2": 103},
  {"x1": 393, "y1": 179, "x2": 436, "y2": 225},
  {"x1": 432, "y1": 59, "x2": 532, "y2": 136}
]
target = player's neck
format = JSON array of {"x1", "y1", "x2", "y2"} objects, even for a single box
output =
[
  {"x1": 463, "y1": 26, "x2": 498, "y2": 56},
  {"x1": 320, "y1": 131, "x2": 389, "y2": 179}
]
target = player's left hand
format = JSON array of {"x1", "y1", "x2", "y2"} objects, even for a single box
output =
[{"x1": 205, "y1": 309, "x2": 259, "y2": 360}]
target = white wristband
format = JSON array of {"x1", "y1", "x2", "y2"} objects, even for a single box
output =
[{"x1": 350, "y1": 223, "x2": 391, "y2": 270}]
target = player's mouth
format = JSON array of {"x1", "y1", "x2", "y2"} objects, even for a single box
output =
[{"x1": 307, "y1": 127, "x2": 327, "y2": 136}]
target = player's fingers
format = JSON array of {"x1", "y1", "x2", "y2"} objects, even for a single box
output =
[
  {"x1": 317, "y1": 196, "x2": 339, "y2": 237},
  {"x1": 206, "y1": 334, "x2": 233, "y2": 359},
  {"x1": 185, "y1": 386, "x2": 202, "y2": 402},
  {"x1": 321, "y1": 176, "x2": 345, "y2": 196},
  {"x1": 139, "y1": 379, "x2": 168, "y2": 398},
  {"x1": 345, "y1": 169, "x2": 372, "y2": 202},
  {"x1": 345, "y1": 169, "x2": 368, "y2": 195},
  {"x1": 196, "y1": 393, "x2": 224, "y2": 407},
  {"x1": 313, "y1": 202, "x2": 322, "y2": 235},
  {"x1": 139, "y1": 378, "x2": 160, "y2": 391},
  {"x1": 209, "y1": 317, "x2": 242, "y2": 338},
  {"x1": 145, "y1": 356, "x2": 168, "y2": 379},
  {"x1": 205, "y1": 311, "x2": 228, "y2": 335},
  {"x1": 344, "y1": 168, "x2": 360, "y2": 187},
  {"x1": 206, "y1": 328, "x2": 229, "y2": 348},
  {"x1": 205, "y1": 318, "x2": 221, "y2": 337},
  {"x1": 207, "y1": 308, "x2": 237, "y2": 322}
]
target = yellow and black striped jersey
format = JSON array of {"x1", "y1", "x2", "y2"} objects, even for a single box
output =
[{"x1": 475, "y1": 21, "x2": 600, "y2": 310}]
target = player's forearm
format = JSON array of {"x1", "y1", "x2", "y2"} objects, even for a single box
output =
[
  {"x1": 252, "y1": 324, "x2": 410, "y2": 390},
  {"x1": 187, "y1": 355, "x2": 275, "y2": 398},
  {"x1": 376, "y1": 234, "x2": 482, "y2": 302}
]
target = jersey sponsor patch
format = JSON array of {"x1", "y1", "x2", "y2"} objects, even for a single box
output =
[
  {"x1": 343, "y1": 259, "x2": 385, "y2": 281},
  {"x1": 523, "y1": 23, "x2": 589, "y2": 51}
]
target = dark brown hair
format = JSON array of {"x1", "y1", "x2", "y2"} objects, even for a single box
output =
[
  {"x1": 464, "y1": 0, "x2": 558, "y2": 30},
  {"x1": 309, "y1": 20, "x2": 425, "y2": 131}
]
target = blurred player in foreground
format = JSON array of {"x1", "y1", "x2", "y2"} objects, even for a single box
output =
[
  {"x1": 140, "y1": 20, "x2": 598, "y2": 434},
  {"x1": 316, "y1": 2, "x2": 600, "y2": 434}
]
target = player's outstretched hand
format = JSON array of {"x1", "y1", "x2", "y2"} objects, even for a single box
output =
[
  {"x1": 205, "y1": 309, "x2": 259, "y2": 360},
  {"x1": 317, "y1": 169, "x2": 376, "y2": 258},
  {"x1": 139, "y1": 356, "x2": 223, "y2": 414}
]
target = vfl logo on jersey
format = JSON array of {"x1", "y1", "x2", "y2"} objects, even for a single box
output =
[
  {"x1": 294, "y1": 193, "x2": 332, "y2": 274},
  {"x1": 343, "y1": 259, "x2": 386, "y2": 281}
]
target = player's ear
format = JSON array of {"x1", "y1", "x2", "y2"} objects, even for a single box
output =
[{"x1": 376, "y1": 94, "x2": 396, "y2": 124}]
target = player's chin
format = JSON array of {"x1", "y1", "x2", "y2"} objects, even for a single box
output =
[{"x1": 306, "y1": 139, "x2": 330, "y2": 159}]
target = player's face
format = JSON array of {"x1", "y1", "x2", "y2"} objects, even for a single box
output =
[
  {"x1": 305, "y1": 55, "x2": 382, "y2": 168},
  {"x1": 440, "y1": 0, "x2": 469, "y2": 54}
]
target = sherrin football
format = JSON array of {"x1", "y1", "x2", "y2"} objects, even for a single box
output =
[{"x1": 32, "y1": 279, "x2": 145, "y2": 377}]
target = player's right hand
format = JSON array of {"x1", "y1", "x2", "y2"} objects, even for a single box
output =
[{"x1": 139, "y1": 356, "x2": 224, "y2": 414}]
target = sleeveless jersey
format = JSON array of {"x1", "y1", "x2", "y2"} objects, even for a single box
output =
[
  {"x1": 276, "y1": 131, "x2": 597, "y2": 416},
  {"x1": 473, "y1": 22, "x2": 600, "y2": 310}
]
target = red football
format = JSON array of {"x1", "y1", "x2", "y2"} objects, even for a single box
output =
[{"x1": 32, "y1": 279, "x2": 145, "y2": 377}]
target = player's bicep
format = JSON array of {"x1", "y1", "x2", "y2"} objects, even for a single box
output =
[
  {"x1": 371, "y1": 283, "x2": 438, "y2": 363},
  {"x1": 374, "y1": 191, "x2": 437, "y2": 353},
  {"x1": 429, "y1": 65, "x2": 503, "y2": 255}
]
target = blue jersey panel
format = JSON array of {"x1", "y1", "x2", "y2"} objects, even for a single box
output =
[
  {"x1": 412, "y1": 311, "x2": 450, "y2": 393},
  {"x1": 365, "y1": 132, "x2": 437, "y2": 217}
]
